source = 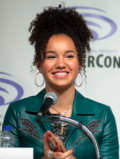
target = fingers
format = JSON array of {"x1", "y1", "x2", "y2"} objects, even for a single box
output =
[
  {"x1": 58, "y1": 149, "x2": 73, "y2": 159},
  {"x1": 57, "y1": 143, "x2": 63, "y2": 152},
  {"x1": 44, "y1": 132, "x2": 63, "y2": 158},
  {"x1": 44, "y1": 131, "x2": 74, "y2": 159},
  {"x1": 59, "y1": 142, "x2": 66, "y2": 153},
  {"x1": 47, "y1": 133, "x2": 63, "y2": 152},
  {"x1": 47, "y1": 151, "x2": 63, "y2": 158},
  {"x1": 47, "y1": 133, "x2": 58, "y2": 151},
  {"x1": 64, "y1": 154, "x2": 73, "y2": 159},
  {"x1": 46, "y1": 130, "x2": 66, "y2": 152},
  {"x1": 44, "y1": 133, "x2": 51, "y2": 151},
  {"x1": 46, "y1": 131, "x2": 60, "y2": 152},
  {"x1": 46, "y1": 149, "x2": 73, "y2": 159},
  {"x1": 60, "y1": 149, "x2": 73, "y2": 159}
]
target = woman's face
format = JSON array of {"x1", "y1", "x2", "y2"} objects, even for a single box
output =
[{"x1": 39, "y1": 34, "x2": 80, "y2": 89}]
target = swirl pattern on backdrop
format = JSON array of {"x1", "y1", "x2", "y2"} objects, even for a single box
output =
[
  {"x1": 68, "y1": 6, "x2": 117, "y2": 41},
  {"x1": 0, "y1": 72, "x2": 24, "y2": 106}
]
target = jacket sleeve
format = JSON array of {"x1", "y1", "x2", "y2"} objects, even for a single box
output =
[
  {"x1": 3, "y1": 103, "x2": 21, "y2": 147},
  {"x1": 100, "y1": 106, "x2": 119, "y2": 159}
]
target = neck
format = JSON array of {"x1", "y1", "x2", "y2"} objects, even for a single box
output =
[{"x1": 46, "y1": 84, "x2": 75, "y2": 111}]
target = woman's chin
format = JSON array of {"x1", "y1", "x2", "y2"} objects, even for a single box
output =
[{"x1": 48, "y1": 82, "x2": 75, "y2": 90}]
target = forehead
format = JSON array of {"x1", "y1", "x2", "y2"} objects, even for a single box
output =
[{"x1": 45, "y1": 34, "x2": 76, "y2": 51}]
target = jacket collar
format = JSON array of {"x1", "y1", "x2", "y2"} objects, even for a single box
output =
[
  {"x1": 26, "y1": 89, "x2": 52, "y2": 131},
  {"x1": 26, "y1": 88, "x2": 95, "y2": 114},
  {"x1": 72, "y1": 90, "x2": 95, "y2": 115},
  {"x1": 25, "y1": 89, "x2": 95, "y2": 132},
  {"x1": 65, "y1": 90, "x2": 95, "y2": 141}
]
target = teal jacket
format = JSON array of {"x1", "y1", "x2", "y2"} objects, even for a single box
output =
[{"x1": 3, "y1": 89, "x2": 119, "y2": 159}]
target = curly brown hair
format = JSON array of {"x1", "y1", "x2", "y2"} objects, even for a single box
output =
[{"x1": 28, "y1": 5, "x2": 93, "y2": 77}]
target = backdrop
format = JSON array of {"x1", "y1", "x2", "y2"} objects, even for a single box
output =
[{"x1": 0, "y1": 0, "x2": 120, "y2": 149}]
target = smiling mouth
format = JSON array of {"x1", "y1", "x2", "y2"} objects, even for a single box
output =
[
  {"x1": 52, "y1": 72, "x2": 69, "y2": 78},
  {"x1": 54, "y1": 72, "x2": 68, "y2": 75}
]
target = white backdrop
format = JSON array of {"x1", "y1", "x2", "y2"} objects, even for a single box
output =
[{"x1": 0, "y1": 0, "x2": 120, "y2": 149}]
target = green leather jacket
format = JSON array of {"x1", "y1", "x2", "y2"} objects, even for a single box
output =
[{"x1": 3, "y1": 89, "x2": 119, "y2": 159}]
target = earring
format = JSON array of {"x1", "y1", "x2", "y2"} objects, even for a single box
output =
[
  {"x1": 75, "y1": 72, "x2": 83, "y2": 87},
  {"x1": 35, "y1": 72, "x2": 44, "y2": 87}
]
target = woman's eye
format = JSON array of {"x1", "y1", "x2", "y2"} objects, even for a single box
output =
[
  {"x1": 47, "y1": 56, "x2": 56, "y2": 59},
  {"x1": 66, "y1": 55, "x2": 74, "y2": 58}
]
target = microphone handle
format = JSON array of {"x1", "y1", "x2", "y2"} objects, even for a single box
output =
[{"x1": 35, "y1": 98, "x2": 53, "y2": 122}]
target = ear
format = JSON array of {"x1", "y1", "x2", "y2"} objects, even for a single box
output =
[{"x1": 36, "y1": 61, "x2": 42, "y2": 73}]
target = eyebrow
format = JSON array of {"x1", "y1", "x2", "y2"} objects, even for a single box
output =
[
  {"x1": 65, "y1": 50, "x2": 75, "y2": 53},
  {"x1": 45, "y1": 51, "x2": 56, "y2": 54},
  {"x1": 45, "y1": 50, "x2": 75, "y2": 54}
]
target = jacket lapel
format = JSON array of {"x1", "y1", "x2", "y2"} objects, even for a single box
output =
[
  {"x1": 26, "y1": 89, "x2": 95, "y2": 138},
  {"x1": 25, "y1": 89, "x2": 53, "y2": 132},
  {"x1": 66, "y1": 90, "x2": 95, "y2": 141}
]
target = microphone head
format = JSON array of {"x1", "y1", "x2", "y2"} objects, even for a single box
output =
[{"x1": 44, "y1": 92, "x2": 58, "y2": 105}]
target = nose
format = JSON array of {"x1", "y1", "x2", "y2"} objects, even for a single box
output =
[{"x1": 55, "y1": 57, "x2": 66, "y2": 69}]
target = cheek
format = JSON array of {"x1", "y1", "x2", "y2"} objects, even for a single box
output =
[
  {"x1": 69, "y1": 61, "x2": 79, "y2": 73},
  {"x1": 41, "y1": 61, "x2": 54, "y2": 72}
]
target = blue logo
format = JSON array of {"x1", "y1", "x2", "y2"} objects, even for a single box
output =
[
  {"x1": 68, "y1": 6, "x2": 117, "y2": 41},
  {"x1": 0, "y1": 72, "x2": 24, "y2": 106}
]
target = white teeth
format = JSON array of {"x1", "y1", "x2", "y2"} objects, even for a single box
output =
[{"x1": 54, "y1": 72, "x2": 67, "y2": 75}]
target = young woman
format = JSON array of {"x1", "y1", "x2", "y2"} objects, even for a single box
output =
[{"x1": 3, "y1": 5, "x2": 119, "y2": 159}]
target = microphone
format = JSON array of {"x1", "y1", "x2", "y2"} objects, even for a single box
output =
[{"x1": 35, "y1": 92, "x2": 58, "y2": 122}]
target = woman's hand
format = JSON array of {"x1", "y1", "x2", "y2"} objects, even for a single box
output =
[
  {"x1": 45, "y1": 130, "x2": 76, "y2": 159},
  {"x1": 46, "y1": 130, "x2": 66, "y2": 153},
  {"x1": 42, "y1": 132, "x2": 63, "y2": 159}
]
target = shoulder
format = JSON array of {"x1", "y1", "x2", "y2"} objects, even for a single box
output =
[
  {"x1": 75, "y1": 90, "x2": 113, "y2": 117},
  {"x1": 8, "y1": 95, "x2": 36, "y2": 110},
  {"x1": 86, "y1": 97, "x2": 115, "y2": 120},
  {"x1": 7, "y1": 89, "x2": 45, "y2": 112},
  {"x1": 85, "y1": 97, "x2": 110, "y2": 112}
]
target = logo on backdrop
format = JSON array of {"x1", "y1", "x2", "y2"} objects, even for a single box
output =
[
  {"x1": 68, "y1": 6, "x2": 117, "y2": 41},
  {"x1": 68, "y1": 6, "x2": 119, "y2": 68},
  {"x1": 0, "y1": 72, "x2": 24, "y2": 106}
]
